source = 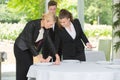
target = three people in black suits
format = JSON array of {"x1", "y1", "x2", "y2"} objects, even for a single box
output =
[
  {"x1": 55, "y1": 9, "x2": 92, "y2": 61},
  {"x1": 14, "y1": 12, "x2": 60, "y2": 80},
  {"x1": 14, "y1": 2, "x2": 92, "y2": 80}
]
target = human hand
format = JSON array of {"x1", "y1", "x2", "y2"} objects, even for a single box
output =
[
  {"x1": 40, "y1": 58, "x2": 46, "y2": 63},
  {"x1": 54, "y1": 59, "x2": 60, "y2": 65},
  {"x1": 38, "y1": 54, "x2": 46, "y2": 62},
  {"x1": 86, "y1": 42, "x2": 93, "y2": 49},
  {"x1": 44, "y1": 56, "x2": 52, "y2": 62},
  {"x1": 53, "y1": 54, "x2": 60, "y2": 65}
]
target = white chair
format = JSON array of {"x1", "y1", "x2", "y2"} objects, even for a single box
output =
[{"x1": 85, "y1": 50, "x2": 106, "y2": 62}]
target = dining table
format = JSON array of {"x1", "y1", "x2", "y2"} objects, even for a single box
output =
[{"x1": 27, "y1": 60, "x2": 120, "y2": 80}]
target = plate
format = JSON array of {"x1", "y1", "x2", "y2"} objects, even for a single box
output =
[
  {"x1": 62, "y1": 60, "x2": 80, "y2": 63},
  {"x1": 106, "y1": 65, "x2": 120, "y2": 69},
  {"x1": 113, "y1": 59, "x2": 120, "y2": 64},
  {"x1": 34, "y1": 62, "x2": 53, "y2": 66},
  {"x1": 96, "y1": 61, "x2": 113, "y2": 65}
]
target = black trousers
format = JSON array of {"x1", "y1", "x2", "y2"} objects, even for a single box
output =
[{"x1": 14, "y1": 44, "x2": 33, "y2": 80}]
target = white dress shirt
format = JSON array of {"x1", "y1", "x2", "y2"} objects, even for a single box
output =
[
  {"x1": 65, "y1": 22, "x2": 76, "y2": 39},
  {"x1": 35, "y1": 28, "x2": 44, "y2": 42},
  {"x1": 52, "y1": 24, "x2": 55, "y2": 31}
]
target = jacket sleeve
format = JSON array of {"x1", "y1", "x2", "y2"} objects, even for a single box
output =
[
  {"x1": 45, "y1": 30, "x2": 57, "y2": 57},
  {"x1": 23, "y1": 21, "x2": 39, "y2": 56},
  {"x1": 54, "y1": 29, "x2": 61, "y2": 54},
  {"x1": 75, "y1": 19, "x2": 89, "y2": 45}
]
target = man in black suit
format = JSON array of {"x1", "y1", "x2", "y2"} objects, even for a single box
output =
[{"x1": 42, "y1": 0, "x2": 62, "y2": 62}]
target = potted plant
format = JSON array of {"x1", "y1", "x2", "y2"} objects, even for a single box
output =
[{"x1": 113, "y1": 1, "x2": 120, "y2": 53}]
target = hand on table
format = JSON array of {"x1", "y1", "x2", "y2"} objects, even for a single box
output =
[
  {"x1": 44, "y1": 56, "x2": 52, "y2": 62},
  {"x1": 38, "y1": 54, "x2": 46, "y2": 62},
  {"x1": 53, "y1": 54, "x2": 60, "y2": 65},
  {"x1": 54, "y1": 59, "x2": 60, "y2": 65},
  {"x1": 86, "y1": 42, "x2": 93, "y2": 49}
]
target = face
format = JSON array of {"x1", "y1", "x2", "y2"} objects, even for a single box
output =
[
  {"x1": 59, "y1": 18, "x2": 70, "y2": 27},
  {"x1": 48, "y1": 5, "x2": 57, "y2": 15},
  {"x1": 44, "y1": 19, "x2": 55, "y2": 29}
]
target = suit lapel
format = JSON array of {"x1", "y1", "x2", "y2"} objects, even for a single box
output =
[
  {"x1": 72, "y1": 21, "x2": 79, "y2": 39},
  {"x1": 62, "y1": 21, "x2": 78, "y2": 40},
  {"x1": 34, "y1": 20, "x2": 41, "y2": 41},
  {"x1": 62, "y1": 28, "x2": 74, "y2": 40}
]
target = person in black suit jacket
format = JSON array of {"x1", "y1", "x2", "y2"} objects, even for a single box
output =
[
  {"x1": 14, "y1": 12, "x2": 60, "y2": 80},
  {"x1": 55, "y1": 9, "x2": 92, "y2": 61},
  {"x1": 42, "y1": 0, "x2": 62, "y2": 62}
]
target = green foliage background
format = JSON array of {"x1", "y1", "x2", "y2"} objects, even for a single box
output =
[
  {"x1": 113, "y1": 2, "x2": 120, "y2": 52},
  {"x1": 84, "y1": 0, "x2": 112, "y2": 25},
  {"x1": 7, "y1": 0, "x2": 45, "y2": 21},
  {"x1": 0, "y1": 0, "x2": 112, "y2": 25},
  {"x1": 0, "y1": 0, "x2": 113, "y2": 41}
]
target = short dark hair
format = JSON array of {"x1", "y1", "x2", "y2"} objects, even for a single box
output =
[{"x1": 48, "y1": 0, "x2": 57, "y2": 7}]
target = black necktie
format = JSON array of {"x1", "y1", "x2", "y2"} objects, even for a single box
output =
[{"x1": 35, "y1": 39, "x2": 43, "y2": 51}]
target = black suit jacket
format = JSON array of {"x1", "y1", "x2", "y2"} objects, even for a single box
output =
[
  {"x1": 42, "y1": 23, "x2": 62, "y2": 59},
  {"x1": 15, "y1": 19, "x2": 55, "y2": 56},
  {"x1": 55, "y1": 19, "x2": 89, "y2": 60}
]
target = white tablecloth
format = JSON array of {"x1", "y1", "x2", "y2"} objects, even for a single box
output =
[{"x1": 27, "y1": 62, "x2": 120, "y2": 80}]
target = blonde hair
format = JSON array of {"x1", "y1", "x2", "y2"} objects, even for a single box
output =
[{"x1": 42, "y1": 12, "x2": 56, "y2": 22}]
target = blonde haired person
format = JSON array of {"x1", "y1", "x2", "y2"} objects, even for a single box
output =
[{"x1": 14, "y1": 12, "x2": 60, "y2": 80}]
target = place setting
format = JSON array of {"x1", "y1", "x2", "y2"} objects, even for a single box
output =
[
  {"x1": 105, "y1": 59, "x2": 120, "y2": 69},
  {"x1": 106, "y1": 65, "x2": 120, "y2": 69},
  {"x1": 34, "y1": 62, "x2": 53, "y2": 66},
  {"x1": 95, "y1": 61, "x2": 113, "y2": 65},
  {"x1": 62, "y1": 59, "x2": 81, "y2": 64}
]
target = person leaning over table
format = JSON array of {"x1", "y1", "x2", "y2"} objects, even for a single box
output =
[
  {"x1": 42, "y1": 0, "x2": 62, "y2": 62},
  {"x1": 14, "y1": 12, "x2": 60, "y2": 80},
  {"x1": 55, "y1": 9, "x2": 92, "y2": 62}
]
